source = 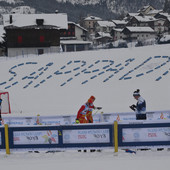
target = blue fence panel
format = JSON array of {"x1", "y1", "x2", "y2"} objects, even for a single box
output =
[
  {"x1": 0, "y1": 127, "x2": 5, "y2": 149},
  {"x1": 8, "y1": 126, "x2": 62, "y2": 149},
  {"x1": 7, "y1": 124, "x2": 114, "y2": 149},
  {"x1": 118, "y1": 122, "x2": 170, "y2": 147},
  {"x1": 61, "y1": 124, "x2": 114, "y2": 148}
]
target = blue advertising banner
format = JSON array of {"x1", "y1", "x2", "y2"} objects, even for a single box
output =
[
  {"x1": 7, "y1": 123, "x2": 114, "y2": 149},
  {"x1": 118, "y1": 121, "x2": 170, "y2": 147},
  {"x1": 0, "y1": 127, "x2": 5, "y2": 149}
]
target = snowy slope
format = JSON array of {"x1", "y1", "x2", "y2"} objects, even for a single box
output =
[
  {"x1": 0, "y1": 45, "x2": 170, "y2": 170},
  {"x1": 0, "y1": 44, "x2": 170, "y2": 117}
]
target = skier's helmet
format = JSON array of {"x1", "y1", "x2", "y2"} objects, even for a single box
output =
[
  {"x1": 88, "y1": 99, "x2": 93, "y2": 104},
  {"x1": 90, "y1": 96, "x2": 95, "y2": 101}
]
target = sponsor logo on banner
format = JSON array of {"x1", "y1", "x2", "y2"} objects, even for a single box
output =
[
  {"x1": 165, "y1": 132, "x2": 170, "y2": 136},
  {"x1": 93, "y1": 134, "x2": 106, "y2": 139},
  {"x1": 123, "y1": 127, "x2": 170, "y2": 142},
  {"x1": 42, "y1": 130, "x2": 57, "y2": 144},
  {"x1": 148, "y1": 133, "x2": 157, "y2": 137},
  {"x1": 133, "y1": 132, "x2": 140, "y2": 139},
  {"x1": 160, "y1": 113, "x2": 166, "y2": 120},
  {"x1": 14, "y1": 130, "x2": 59, "y2": 145},
  {"x1": 35, "y1": 114, "x2": 42, "y2": 125},
  {"x1": 116, "y1": 115, "x2": 120, "y2": 122},
  {"x1": 63, "y1": 129, "x2": 110, "y2": 144}
]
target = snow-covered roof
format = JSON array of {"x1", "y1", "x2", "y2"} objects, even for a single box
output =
[
  {"x1": 166, "y1": 17, "x2": 170, "y2": 22},
  {"x1": 68, "y1": 21, "x2": 87, "y2": 32},
  {"x1": 125, "y1": 26, "x2": 155, "y2": 33},
  {"x1": 160, "y1": 35, "x2": 170, "y2": 42},
  {"x1": 84, "y1": 16, "x2": 102, "y2": 21},
  {"x1": 147, "y1": 9, "x2": 163, "y2": 15},
  {"x1": 138, "y1": 5, "x2": 154, "y2": 12},
  {"x1": 127, "y1": 13, "x2": 140, "y2": 17},
  {"x1": 3, "y1": 13, "x2": 68, "y2": 29},
  {"x1": 157, "y1": 12, "x2": 170, "y2": 18},
  {"x1": 60, "y1": 40, "x2": 92, "y2": 45},
  {"x1": 133, "y1": 16, "x2": 155, "y2": 22},
  {"x1": 112, "y1": 20, "x2": 127, "y2": 25},
  {"x1": 97, "y1": 21, "x2": 116, "y2": 27},
  {"x1": 112, "y1": 28, "x2": 123, "y2": 32},
  {"x1": 96, "y1": 32, "x2": 112, "y2": 38}
]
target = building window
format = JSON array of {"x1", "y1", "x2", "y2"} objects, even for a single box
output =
[
  {"x1": 40, "y1": 36, "x2": 44, "y2": 42},
  {"x1": 67, "y1": 44, "x2": 74, "y2": 52},
  {"x1": 76, "y1": 44, "x2": 85, "y2": 51},
  {"x1": 18, "y1": 36, "x2": 22, "y2": 43},
  {"x1": 72, "y1": 32, "x2": 75, "y2": 36}
]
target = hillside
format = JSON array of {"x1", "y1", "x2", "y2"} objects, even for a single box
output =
[
  {"x1": 0, "y1": 44, "x2": 170, "y2": 116},
  {"x1": 0, "y1": 0, "x2": 166, "y2": 21}
]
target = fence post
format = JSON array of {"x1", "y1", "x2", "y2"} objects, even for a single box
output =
[
  {"x1": 4, "y1": 124, "x2": 10, "y2": 154},
  {"x1": 114, "y1": 121, "x2": 118, "y2": 153}
]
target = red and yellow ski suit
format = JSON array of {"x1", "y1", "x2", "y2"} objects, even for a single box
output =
[{"x1": 76, "y1": 103, "x2": 94, "y2": 123}]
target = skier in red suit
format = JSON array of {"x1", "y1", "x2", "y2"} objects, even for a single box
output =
[{"x1": 76, "y1": 96, "x2": 102, "y2": 124}]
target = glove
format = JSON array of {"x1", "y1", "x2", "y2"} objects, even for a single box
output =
[
  {"x1": 129, "y1": 105, "x2": 136, "y2": 111},
  {"x1": 96, "y1": 107, "x2": 102, "y2": 110},
  {"x1": 75, "y1": 119, "x2": 80, "y2": 124}
]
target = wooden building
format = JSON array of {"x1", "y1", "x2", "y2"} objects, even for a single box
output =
[{"x1": 3, "y1": 13, "x2": 68, "y2": 57}]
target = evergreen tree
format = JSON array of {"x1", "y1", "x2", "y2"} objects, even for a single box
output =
[{"x1": 164, "y1": 0, "x2": 170, "y2": 13}]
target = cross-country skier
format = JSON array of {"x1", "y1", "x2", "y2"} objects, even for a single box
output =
[
  {"x1": 76, "y1": 96, "x2": 102, "y2": 124},
  {"x1": 76, "y1": 96, "x2": 102, "y2": 153},
  {"x1": 129, "y1": 89, "x2": 146, "y2": 120}
]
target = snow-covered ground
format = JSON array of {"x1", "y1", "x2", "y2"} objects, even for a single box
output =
[
  {"x1": 0, "y1": 149, "x2": 170, "y2": 170},
  {"x1": 0, "y1": 44, "x2": 170, "y2": 116},
  {"x1": 0, "y1": 44, "x2": 170, "y2": 169}
]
